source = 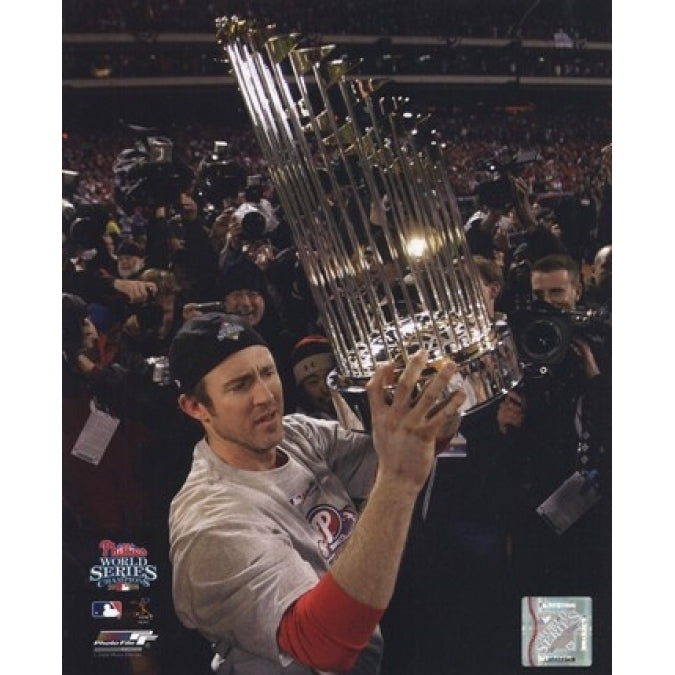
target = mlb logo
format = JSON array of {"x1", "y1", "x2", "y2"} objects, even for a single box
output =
[{"x1": 92, "y1": 601, "x2": 122, "y2": 619}]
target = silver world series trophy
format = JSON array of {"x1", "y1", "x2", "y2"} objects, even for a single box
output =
[{"x1": 216, "y1": 17, "x2": 522, "y2": 431}]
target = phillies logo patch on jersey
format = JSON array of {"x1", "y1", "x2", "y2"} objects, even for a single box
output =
[{"x1": 307, "y1": 504, "x2": 357, "y2": 562}]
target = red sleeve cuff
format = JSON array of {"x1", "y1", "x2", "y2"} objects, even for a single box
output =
[{"x1": 278, "y1": 572, "x2": 384, "y2": 672}]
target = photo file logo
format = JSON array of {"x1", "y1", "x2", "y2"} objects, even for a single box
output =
[{"x1": 94, "y1": 630, "x2": 158, "y2": 650}]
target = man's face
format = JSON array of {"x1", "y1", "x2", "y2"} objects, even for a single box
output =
[
  {"x1": 223, "y1": 290, "x2": 265, "y2": 326},
  {"x1": 193, "y1": 345, "x2": 284, "y2": 462},
  {"x1": 300, "y1": 367, "x2": 334, "y2": 414},
  {"x1": 478, "y1": 277, "x2": 500, "y2": 318},
  {"x1": 531, "y1": 269, "x2": 581, "y2": 310},
  {"x1": 117, "y1": 254, "x2": 144, "y2": 279}
]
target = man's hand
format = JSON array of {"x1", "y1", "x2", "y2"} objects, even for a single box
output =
[
  {"x1": 211, "y1": 209, "x2": 234, "y2": 243},
  {"x1": 112, "y1": 279, "x2": 157, "y2": 303},
  {"x1": 497, "y1": 389, "x2": 526, "y2": 435},
  {"x1": 571, "y1": 336, "x2": 600, "y2": 379},
  {"x1": 366, "y1": 351, "x2": 466, "y2": 495},
  {"x1": 182, "y1": 303, "x2": 204, "y2": 322},
  {"x1": 123, "y1": 314, "x2": 142, "y2": 337},
  {"x1": 328, "y1": 351, "x2": 465, "y2": 611}
]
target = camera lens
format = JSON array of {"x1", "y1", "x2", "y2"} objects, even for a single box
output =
[
  {"x1": 241, "y1": 210, "x2": 266, "y2": 240},
  {"x1": 519, "y1": 317, "x2": 569, "y2": 365}
]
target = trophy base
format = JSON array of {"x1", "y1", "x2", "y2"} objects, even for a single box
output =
[{"x1": 328, "y1": 323, "x2": 522, "y2": 432}]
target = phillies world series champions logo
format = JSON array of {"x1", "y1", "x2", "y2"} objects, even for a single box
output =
[{"x1": 89, "y1": 540, "x2": 158, "y2": 589}]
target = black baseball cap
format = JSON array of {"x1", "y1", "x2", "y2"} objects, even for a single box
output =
[{"x1": 169, "y1": 313, "x2": 269, "y2": 393}]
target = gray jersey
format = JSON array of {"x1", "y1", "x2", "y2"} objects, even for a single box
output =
[{"x1": 169, "y1": 414, "x2": 383, "y2": 674}]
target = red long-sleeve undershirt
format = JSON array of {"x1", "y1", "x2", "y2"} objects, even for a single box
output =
[{"x1": 277, "y1": 571, "x2": 384, "y2": 672}]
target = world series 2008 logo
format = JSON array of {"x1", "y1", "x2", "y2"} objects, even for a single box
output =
[{"x1": 89, "y1": 540, "x2": 158, "y2": 589}]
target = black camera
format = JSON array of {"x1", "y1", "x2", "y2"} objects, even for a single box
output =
[
  {"x1": 475, "y1": 150, "x2": 540, "y2": 210},
  {"x1": 128, "y1": 298, "x2": 164, "y2": 335},
  {"x1": 113, "y1": 130, "x2": 194, "y2": 214},
  {"x1": 144, "y1": 356, "x2": 172, "y2": 386},
  {"x1": 193, "y1": 142, "x2": 247, "y2": 208},
  {"x1": 240, "y1": 208, "x2": 267, "y2": 241},
  {"x1": 244, "y1": 174, "x2": 264, "y2": 203},
  {"x1": 189, "y1": 301, "x2": 227, "y2": 313},
  {"x1": 510, "y1": 300, "x2": 610, "y2": 377},
  {"x1": 136, "y1": 301, "x2": 164, "y2": 333}
]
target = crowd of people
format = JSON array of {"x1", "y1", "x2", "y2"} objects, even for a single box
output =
[
  {"x1": 63, "y1": 101, "x2": 611, "y2": 230},
  {"x1": 62, "y1": 86, "x2": 612, "y2": 674},
  {"x1": 62, "y1": 0, "x2": 612, "y2": 42},
  {"x1": 63, "y1": 39, "x2": 611, "y2": 82}
]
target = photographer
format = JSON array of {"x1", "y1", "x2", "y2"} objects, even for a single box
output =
[
  {"x1": 379, "y1": 250, "x2": 614, "y2": 672},
  {"x1": 235, "y1": 174, "x2": 280, "y2": 235},
  {"x1": 381, "y1": 253, "x2": 610, "y2": 671},
  {"x1": 217, "y1": 191, "x2": 322, "y2": 337},
  {"x1": 113, "y1": 129, "x2": 221, "y2": 304},
  {"x1": 120, "y1": 267, "x2": 183, "y2": 359},
  {"x1": 497, "y1": 254, "x2": 611, "y2": 650},
  {"x1": 218, "y1": 185, "x2": 282, "y2": 275},
  {"x1": 223, "y1": 206, "x2": 275, "y2": 269},
  {"x1": 494, "y1": 176, "x2": 569, "y2": 315},
  {"x1": 470, "y1": 153, "x2": 567, "y2": 274}
]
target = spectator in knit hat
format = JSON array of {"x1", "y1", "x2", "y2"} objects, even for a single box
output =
[
  {"x1": 183, "y1": 257, "x2": 299, "y2": 412},
  {"x1": 291, "y1": 335, "x2": 338, "y2": 420},
  {"x1": 115, "y1": 239, "x2": 147, "y2": 280},
  {"x1": 182, "y1": 257, "x2": 271, "y2": 329},
  {"x1": 219, "y1": 256, "x2": 270, "y2": 328},
  {"x1": 64, "y1": 216, "x2": 158, "y2": 307}
]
